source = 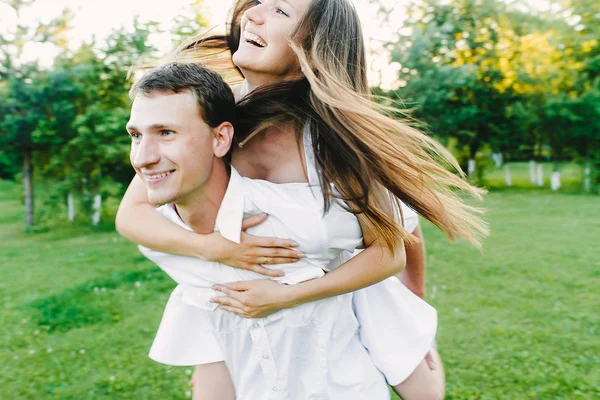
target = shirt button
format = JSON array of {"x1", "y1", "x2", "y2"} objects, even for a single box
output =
[
  {"x1": 272, "y1": 387, "x2": 278, "y2": 392},
  {"x1": 253, "y1": 323, "x2": 260, "y2": 329},
  {"x1": 263, "y1": 355, "x2": 269, "y2": 359}
]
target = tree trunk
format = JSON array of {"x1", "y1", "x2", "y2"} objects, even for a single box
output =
[
  {"x1": 492, "y1": 152, "x2": 503, "y2": 167},
  {"x1": 529, "y1": 160, "x2": 536, "y2": 185},
  {"x1": 583, "y1": 162, "x2": 591, "y2": 192},
  {"x1": 551, "y1": 171, "x2": 561, "y2": 191},
  {"x1": 536, "y1": 164, "x2": 544, "y2": 187},
  {"x1": 550, "y1": 161, "x2": 560, "y2": 191},
  {"x1": 467, "y1": 159, "x2": 476, "y2": 179},
  {"x1": 92, "y1": 194, "x2": 102, "y2": 226},
  {"x1": 23, "y1": 150, "x2": 34, "y2": 229},
  {"x1": 504, "y1": 164, "x2": 512, "y2": 187},
  {"x1": 68, "y1": 192, "x2": 75, "y2": 222}
]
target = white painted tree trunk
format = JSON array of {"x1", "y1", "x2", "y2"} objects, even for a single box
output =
[
  {"x1": 529, "y1": 160, "x2": 536, "y2": 185},
  {"x1": 92, "y1": 194, "x2": 102, "y2": 226},
  {"x1": 583, "y1": 163, "x2": 591, "y2": 192},
  {"x1": 492, "y1": 152, "x2": 503, "y2": 167},
  {"x1": 504, "y1": 164, "x2": 512, "y2": 186},
  {"x1": 468, "y1": 159, "x2": 476, "y2": 179},
  {"x1": 67, "y1": 193, "x2": 75, "y2": 222},
  {"x1": 23, "y1": 151, "x2": 34, "y2": 229},
  {"x1": 551, "y1": 171, "x2": 561, "y2": 191},
  {"x1": 536, "y1": 164, "x2": 544, "y2": 187}
]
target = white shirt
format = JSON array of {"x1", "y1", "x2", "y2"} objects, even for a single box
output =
[
  {"x1": 141, "y1": 167, "x2": 391, "y2": 399},
  {"x1": 140, "y1": 129, "x2": 436, "y2": 398}
]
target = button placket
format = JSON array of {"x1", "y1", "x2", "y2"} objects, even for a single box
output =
[{"x1": 249, "y1": 318, "x2": 279, "y2": 397}]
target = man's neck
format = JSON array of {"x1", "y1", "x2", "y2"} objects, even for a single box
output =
[{"x1": 174, "y1": 163, "x2": 230, "y2": 234}]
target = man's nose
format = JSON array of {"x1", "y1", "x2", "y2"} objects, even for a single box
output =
[{"x1": 132, "y1": 137, "x2": 160, "y2": 169}]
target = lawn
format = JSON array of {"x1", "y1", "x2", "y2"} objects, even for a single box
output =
[
  {"x1": 1, "y1": 179, "x2": 598, "y2": 399},
  {"x1": 483, "y1": 161, "x2": 585, "y2": 193}
]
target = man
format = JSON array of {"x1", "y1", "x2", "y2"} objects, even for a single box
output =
[{"x1": 125, "y1": 62, "x2": 441, "y2": 400}]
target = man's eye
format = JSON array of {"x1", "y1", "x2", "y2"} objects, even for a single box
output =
[
  {"x1": 160, "y1": 130, "x2": 174, "y2": 136},
  {"x1": 129, "y1": 132, "x2": 141, "y2": 140}
]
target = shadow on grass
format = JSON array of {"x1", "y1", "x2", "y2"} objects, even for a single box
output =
[{"x1": 26, "y1": 268, "x2": 172, "y2": 333}]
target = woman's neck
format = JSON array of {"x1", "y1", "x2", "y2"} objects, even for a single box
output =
[
  {"x1": 235, "y1": 76, "x2": 270, "y2": 101},
  {"x1": 235, "y1": 69, "x2": 303, "y2": 101}
]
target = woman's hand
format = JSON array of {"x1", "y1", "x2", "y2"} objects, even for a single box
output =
[
  {"x1": 210, "y1": 280, "x2": 298, "y2": 318},
  {"x1": 203, "y1": 214, "x2": 304, "y2": 278}
]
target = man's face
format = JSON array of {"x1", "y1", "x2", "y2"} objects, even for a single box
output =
[{"x1": 127, "y1": 91, "x2": 217, "y2": 206}]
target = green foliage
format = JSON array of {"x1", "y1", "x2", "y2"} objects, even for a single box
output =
[
  {"x1": 388, "y1": 0, "x2": 516, "y2": 158},
  {"x1": 0, "y1": 5, "x2": 162, "y2": 228},
  {"x1": 171, "y1": 0, "x2": 210, "y2": 46},
  {"x1": 379, "y1": 0, "x2": 600, "y2": 183}
]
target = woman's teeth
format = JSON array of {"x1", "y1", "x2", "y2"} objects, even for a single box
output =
[{"x1": 245, "y1": 32, "x2": 266, "y2": 47}]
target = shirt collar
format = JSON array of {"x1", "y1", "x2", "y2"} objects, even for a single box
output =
[{"x1": 214, "y1": 167, "x2": 246, "y2": 244}]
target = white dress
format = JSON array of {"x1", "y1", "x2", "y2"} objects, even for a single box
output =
[{"x1": 139, "y1": 130, "x2": 436, "y2": 398}]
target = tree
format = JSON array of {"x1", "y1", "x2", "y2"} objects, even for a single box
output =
[
  {"x1": 386, "y1": 0, "x2": 519, "y2": 180},
  {"x1": 171, "y1": 0, "x2": 209, "y2": 46},
  {"x1": 0, "y1": 0, "x2": 72, "y2": 229},
  {"x1": 45, "y1": 20, "x2": 160, "y2": 224},
  {"x1": 379, "y1": 0, "x2": 599, "y2": 189}
]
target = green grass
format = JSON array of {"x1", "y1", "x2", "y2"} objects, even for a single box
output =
[
  {"x1": 483, "y1": 162, "x2": 585, "y2": 193},
  {"x1": 1, "y1": 179, "x2": 598, "y2": 399}
]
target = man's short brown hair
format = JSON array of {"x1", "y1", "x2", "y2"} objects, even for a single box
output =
[{"x1": 129, "y1": 62, "x2": 235, "y2": 129}]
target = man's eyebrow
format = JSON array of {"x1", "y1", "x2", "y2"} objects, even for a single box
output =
[
  {"x1": 149, "y1": 124, "x2": 175, "y2": 130},
  {"x1": 126, "y1": 123, "x2": 178, "y2": 131}
]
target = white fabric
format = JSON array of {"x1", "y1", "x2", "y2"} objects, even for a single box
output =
[
  {"x1": 141, "y1": 168, "x2": 389, "y2": 399},
  {"x1": 139, "y1": 128, "x2": 436, "y2": 397},
  {"x1": 337, "y1": 196, "x2": 434, "y2": 385},
  {"x1": 353, "y1": 278, "x2": 436, "y2": 385}
]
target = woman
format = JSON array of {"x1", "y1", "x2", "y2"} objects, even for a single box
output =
[{"x1": 117, "y1": 0, "x2": 487, "y2": 398}]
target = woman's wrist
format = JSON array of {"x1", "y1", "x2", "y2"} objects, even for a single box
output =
[
  {"x1": 190, "y1": 231, "x2": 215, "y2": 261},
  {"x1": 279, "y1": 283, "x2": 306, "y2": 309}
]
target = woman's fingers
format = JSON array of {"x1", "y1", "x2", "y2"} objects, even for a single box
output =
[
  {"x1": 211, "y1": 294, "x2": 245, "y2": 308},
  {"x1": 242, "y1": 232, "x2": 298, "y2": 250},
  {"x1": 241, "y1": 213, "x2": 268, "y2": 230},
  {"x1": 262, "y1": 257, "x2": 300, "y2": 265},
  {"x1": 242, "y1": 240, "x2": 303, "y2": 259},
  {"x1": 250, "y1": 247, "x2": 304, "y2": 260},
  {"x1": 217, "y1": 304, "x2": 251, "y2": 318}
]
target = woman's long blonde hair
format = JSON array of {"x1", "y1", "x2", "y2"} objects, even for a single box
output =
[{"x1": 175, "y1": 0, "x2": 488, "y2": 252}]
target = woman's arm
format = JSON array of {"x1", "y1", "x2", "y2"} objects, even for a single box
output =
[
  {"x1": 212, "y1": 213, "x2": 406, "y2": 317},
  {"x1": 399, "y1": 224, "x2": 427, "y2": 299},
  {"x1": 284, "y1": 214, "x2": 406, "y2": 306},
  {"x1": 116, "y1": 175, "x2": 301, "y2": 277}
]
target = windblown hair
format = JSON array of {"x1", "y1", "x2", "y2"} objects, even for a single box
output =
[{"x1": 173, "y1": 0, "x2": 488, "y2": 251}]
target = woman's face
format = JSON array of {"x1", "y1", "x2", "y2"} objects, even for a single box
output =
[{"x1": 232, "y1": 0, "x2": 311, "y2": 84}]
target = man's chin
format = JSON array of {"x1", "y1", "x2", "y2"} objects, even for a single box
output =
[{"x1": 147, "y1": 193, "x2": 176, "y2": 207}]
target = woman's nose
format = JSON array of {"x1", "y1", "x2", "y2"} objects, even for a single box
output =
[{"x1": 244, "y1": 3, "x2": 265, "y2": 26}]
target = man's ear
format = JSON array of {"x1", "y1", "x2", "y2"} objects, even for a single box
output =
[{"x1": 212, "y1": 121, "x2": 234, "y2": 158}]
